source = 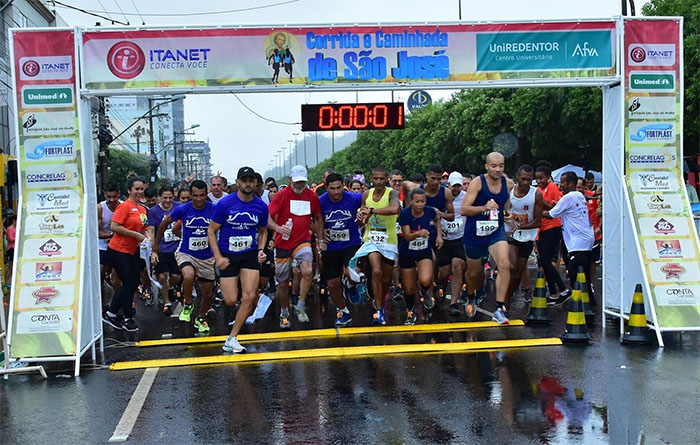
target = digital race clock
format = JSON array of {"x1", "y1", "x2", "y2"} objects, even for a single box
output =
[{"x1": 301, "y1": 103, "x2": 405, "y2": 132}]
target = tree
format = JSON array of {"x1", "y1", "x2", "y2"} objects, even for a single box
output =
[
  {"x1": 643, "y1": 0, "x2": 700, "y2": 153},
  {"x1": 106, "y1": 148, "x2": 150, "y2": 190}
]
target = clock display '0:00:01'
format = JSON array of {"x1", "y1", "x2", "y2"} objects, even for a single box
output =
[{"x1": 301, "y1": 103, "x2": 405, "y2": 131}]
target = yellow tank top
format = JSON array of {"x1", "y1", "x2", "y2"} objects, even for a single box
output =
[{"x1": 363, "y1": 187, "x2": 398, "y2": 245}]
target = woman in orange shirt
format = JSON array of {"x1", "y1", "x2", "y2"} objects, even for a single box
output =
[
  {"x1": 102, "y1": 176, "x2": 149, "y2": 332},
  {"x1": 535, "y1": 163, "x2": 571, "y2": 305}
]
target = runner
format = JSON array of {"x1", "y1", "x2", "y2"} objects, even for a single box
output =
[
  {"x1": 268, "y1": 165, "x2": 324, "y2": 329},
  {"x1": 98, "y1": 182, "x2": 122, "y2": 305},
  {"x1": 313, "y1": 167, "x2": 335, "y2": 196},
  {"x1": 577, "y1": 177, "x2": 602, "y2": 301},
  {"x1": 144, "y1": 185, "x2": 158, "y2": 209},
  {"x1": 155, "y1": 180, "x2": 216, "y2": 333},
  {"x1": 319, "y1": 172, "x2": 363, "y2": 326},
  {"x1": 208, "y1": 175, "x2": 229, "y2": 204},
  {"x1": 442, "y1": 172, "x2": 468, "y2": 315},
  {"x1": 355, "y1": 166, "x2": 401, "y2": 325},
  {"x1": 207, "y1": 167, "x2": 269, "y2": 352},
  {"x1": 148, "y1": 186, "x2": 181, "y2": 315},
  {"x1": 505, "y1": 165, "x2": 543, "y2": 302},
  {"x1": 535, "y1": 162, "x2": 571, "y2": 305},
  {"x1": 102, "y1": 176, "x2": 150, "y2": 332},
  {"x1": 177, "y1": 187, "x2": 191, "y2": 203},
  {"x1": 461, "y1": 152, "x2": 515, "y2": 324},
  {"x1": 399, "y1": 188, "x2": 443, "y2": 324}
]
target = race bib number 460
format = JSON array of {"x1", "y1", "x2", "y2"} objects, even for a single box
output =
[
  {"x1": 368, "y1": 231, "x2": 388, "y2": 245},
  {"x1": 476, "y1": 220, "x2": 499, "y2": 237},
  {"x1": 188, "y1": 237, "x2": 208, "y2": 251},
  {"x1": 229, "y1": 236, "x2": 253, "y2": 252}
]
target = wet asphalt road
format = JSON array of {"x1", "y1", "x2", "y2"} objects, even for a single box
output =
[{"x1": 3, "y1": 271, "x2": 700, "y2": 444}]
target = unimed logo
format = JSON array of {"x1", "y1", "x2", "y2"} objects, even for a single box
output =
[{"x1": 107, "y1": 41, "x2": 146, "y2": 79}]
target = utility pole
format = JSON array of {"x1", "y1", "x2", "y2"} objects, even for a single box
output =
[
  {"x1": 292, "y1": 132, "x2": 299, "y2": 165},
  {"x1": 303, "y1": 134, "x2": 307, "y2": 169},
  {"x1": 96, "y1": 97, "x2": 112, "y2": 190}
]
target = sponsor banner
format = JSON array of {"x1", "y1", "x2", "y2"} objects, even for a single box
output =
[
  {"x1": 627, "y1": 146, "x2": 676, "y2": 169},
  {"x1": 649, "y1": 261, "x2": 700, "y2": 282},
  {"x1": 654, "y1": 285, "x2": 700, "y2": 306},
  {"x1": 23, "y1": 138, "x2": 77, "y2": 162},
  {"x1": 632, "y1": 193, "x2": 686, "y2": 214},
  {"x1": 81, "y1": 22, "x2": 616, "y2": 90},
  {"x1": 643, "y1": 238, "x2": 697, "y2": 260},
  {"x1": 20, "y1": 260, "x2": 77, "y2": 284},
  {"x1": 628, "y1": 121, "x2": 676, "y2": 143},
  {"x1": 15, "y1": 309, "x2": 73, "y2": 334},
  {"x1": 23, "y1": 212, "x2": 80, "y2": 236},
  {"x1": 20, "y1": 84, "x2": 74, "y2": 108},
  {"x1": 628, "y1": 71, "x2": 675, "y2": 92},
  {"x1": 629, "y1": 171, "x2": 679, "y2": 192},
  {"x1": 17, "y1": 284, "x2": 75, "y2": 309},
  {"x1": 19, "y1": 55, "x2": 72, "y2": 81},
  {"x1": 627, "y1": 96, "x2": 676, "y2": 120},
  {"x1": 628, "y1": 43, "x2": 676, "y2": 67},
  {"x1": 24, "y1": 163, "x2": 79, "y2": 189},
  {"x1": 20, "y1": 111, "x2": 76, "y2": 136},
  {"x1": 26, "y1": 189, "x2": 81, "y2": 213},
  {"x1": 638, "y1": 216, "x2": 690, "y2": 237},
  {"x1": 22, "y1": 237, "x2": 79, "y2": 259}
]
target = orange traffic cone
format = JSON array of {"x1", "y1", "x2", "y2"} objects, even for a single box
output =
[
  {"x1": 561, "y1": 280, "x2": 590, "y2": 343},
  {"x1": 576, "y1": 267, "x2": 595, "y2": 320},
  {"x1": 622, "y1": 284, "x2": 649, "y2": 344},
  {"x1": 527, "y1": 271, "x2": 551, "y2": 324}
]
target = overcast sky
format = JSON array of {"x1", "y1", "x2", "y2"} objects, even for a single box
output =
[{"x1": 53, "y1": 0, "x2": 643, "y2": 178}]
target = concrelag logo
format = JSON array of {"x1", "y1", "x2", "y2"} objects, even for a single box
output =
[
  {"x1": 25, "y1": 164, "x2": 79, "y2": 189},
  {"x1": 628, "y1": 44, "x2": 675, "y2": 67},
  {"x1": 19, "y1": 56, "x2": 72, "y2": 80},
  {"x1": 628, "y1": 147, "x2": 676, "y2": 169}
]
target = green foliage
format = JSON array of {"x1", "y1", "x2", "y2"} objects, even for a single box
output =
[
  {"x1": 106, "y1": 148, "x2": 150, "y2": 188},
  {"x1": 643, "y1": 0, "x2": 700, "y2": 153}
]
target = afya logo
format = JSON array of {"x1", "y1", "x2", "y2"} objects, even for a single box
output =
[
  {"x1": 39, "y1": 239, "x2": 62, "y2": 257},
  {"x1": 26, "y1": 139, "x2": 75, "y2": 161},
  {"x1": 572, "y1": 42, "x2": 598, "y2": 57},
  {"x1": 107, "y1": 41, "x2": 146, "y2": 79},
  {"x1": 654, "y1": 218, "x2": 675, "y2": 235},
  {"x1": 630, "y1": 123, "x2": 674, "y2": 142},
  {"x1": 32, "y1": 286, "x2": 59, "y2": 304}
]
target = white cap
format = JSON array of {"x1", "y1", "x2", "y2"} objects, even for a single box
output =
[
  {"x1": 448, "y1": 171, "x2": 463, "y2": 186},
  {"x1": 290, "y1": 165, "x2": 308, "y2": 182}
]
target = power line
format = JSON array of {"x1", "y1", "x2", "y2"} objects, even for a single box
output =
[
  {"x1": 128, "y1": 0, "x2": 145, "y2": 25},
  {"x1": 51, "y1": 0, "x2": 300, "y2": 17},
  {"x1": 111, "y1": 0, "x2": 130, "y2": 25},
  {"x1": 231, "y1": 93, "x2": 300, "y2": 126},
  {"x1": 48, "y1": 0, "x2": 128, "y2": 25}
]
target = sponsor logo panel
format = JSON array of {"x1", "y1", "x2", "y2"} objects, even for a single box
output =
[
  {"x1": 629, "y1": 71, "x2": 675, "y2": 92},
  {"x1": 107, "y1": 41, "x2": 146, "y2": 79},
  {"x1": 23, "y1": 138, "x2": 76, "y2": 162},
  {"x1": 628, "y1": 122, "x2": 676, "y2": 143},
  {"x1": 19, "y1": 56, "x2": 72, "y2": 81},
  {"x1": 627, "y1": 147, "x2": 676, "y2": 169},
  {"x1": 24, "y1": 163, "x2": 79, "y2": 189},
  {"x1": 27, "y1": 190, "x2": 80, "y2": 213},
  {"x1": 22, "y1": 237, "x2": 79, "y2": 259},
  {"x1": 628, "y1": 43, "x2": 676, "y2": 67},
  {"x1": 638, "y1": 216, "x2": 689, "y2": 237},
  {"x1": 15, "y1": 309, "x2": 74, "y2": 334},
  {"x1": 21, "y1": 85, "x2": 74, "y2": 108},
  {"x1": 643, "y1": 238, "x2": 697, "y2": 259},
  {"x1": 21, "y1": 111, "x2": 76, "y2": 136},
  {"x1": 649, "y1": 261, "x2": 700, "y2": 282},
  {"x1": 654, "y1": 284, "x2": 700, "y2": 306},
  {"x1": 629, "y1": 171, "x2": 678, "y2": 192},
  {"x1": 632, "y1": 193, "x2": 686, "y2": 214},
  {"x1": 23, "y1": 212, "x2": 80, "y2": 236},
  {"x1": 627, "y1": 96, "x2": 676, "y2": 120},
  {"x1": 20, "y1": 260, "x2": 77, "y2": 284},
  {"x1": 17, "y1": 285, "x2": 75, "y2": 309}
]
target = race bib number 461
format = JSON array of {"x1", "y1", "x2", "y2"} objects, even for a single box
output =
[{"x1": 229, "y1": 235, "x2": 253, "y2": 252}]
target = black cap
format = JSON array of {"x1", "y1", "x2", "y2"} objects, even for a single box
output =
[{"x1": 237, "y1": 166, "x2": 256, "y2": 179}]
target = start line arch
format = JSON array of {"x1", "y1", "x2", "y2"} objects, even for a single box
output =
[{"x1": 4, "y1": 16, "x2": 695, "y2": 375}]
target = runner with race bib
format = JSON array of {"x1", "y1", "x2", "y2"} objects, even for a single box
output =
[{"x1": 442, "y1": 172, "x2": 469, "y2": 315}]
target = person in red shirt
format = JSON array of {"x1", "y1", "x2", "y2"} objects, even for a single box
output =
[
  {"x1": 268, "y1": 165, "x2": 325, "y2": 328},
  {"x1": 578, "y1": 178, "x2": 602, "y2": 298},
  {"x1": 102, "y1": 176, "x2": 150, "y2": 332}
]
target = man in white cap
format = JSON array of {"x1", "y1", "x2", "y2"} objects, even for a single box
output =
[
  {"x1": 267, "y1": 165, "x2": 325, "y2": 328},
  {"x1": 440, "y1": 172, "x2": 468, "y2": 315}
]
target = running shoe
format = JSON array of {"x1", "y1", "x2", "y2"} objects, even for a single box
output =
[
  {"x1": 405, "y1": 310, "x2": 417, "y2": 326},
  {"x1": 373, "y1": 309, "x2": 386, "y2": 325},
  {"x1": 222, "y1": 336, "x2": 246, "y2": 353},
  {"x1": 295, "y1": 304, "x2": 310, "y2": 323},
  {"x1": 342, "y1": 277, "x2": 361, "y2": 305},
  {"x1": 457, "y1": 289, "x2": 470, "y2": 305},
  {"x1": 144, "y1": 291, "x2": 154, "y2": 306},
  {"x1": 280, "y1": 308, "x2": 290, "y2": 329},
  {"x1": 206, "y1": 306, "x2": 217, "y2": 318},
  {"x1": 449, "y1": 303, "x2": 462, "y2": 316},
  {"x1": 194, "y1": 317, "x2": 210, "y2": 333},
  {"x1": 102, "y1": 310, "x2": 123, "y2": 330},
  {"x1": 122, "y1": 318, "x2": 139, "y2": 332},
  {"x1": 335, "y1": 311, "x2": 352, "y2": 327},
  {"x1": 474, "y1": 289, "x2": 485, "y2": 306},
  {"x1": 547, "y1": 292, "x2": 571, "y2": 307},
  {"x1": 162, "y1": 303, "x2": 172, "y2": 316},
  {"x1": 357, "y1": 281, "x2": 370, "y2": 303},
  {"x1": 179, "y1": 303, "x2": 194, "y2": 322},
  {"x1": 465, "y1": 299, "x2": 477, "y2": 318},
  {"x1": 492, "y1": 307, "x2": 510, "y2": 325},
  {"x1": 421, "y1": 289, "x2": 435, "y2": 311}
]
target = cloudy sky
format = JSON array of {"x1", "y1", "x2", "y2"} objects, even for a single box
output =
[{"x1": 52, "y1": 0, "x2": 643, "y2": 178}]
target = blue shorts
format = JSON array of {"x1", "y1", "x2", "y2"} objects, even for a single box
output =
[{"x1": 464, "y1": 229, "x2": 507, "y2": 260}]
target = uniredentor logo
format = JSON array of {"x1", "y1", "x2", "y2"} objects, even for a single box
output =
[
  {"x1": 107, "y1": 41, "x2": 145, "y2": 79},
  {"x1": 630, "y1": 46, "x2": 646, "y2": 63},
  {"x1": 22, "y1": 59, "x2": 40, "y2": 77}
]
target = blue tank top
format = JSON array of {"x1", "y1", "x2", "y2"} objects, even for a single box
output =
[
  {"x1": 273, "y1": 54, "x2": 280, "y2": 63},
  {"x1": 420, "y1": 184, "x2": 447, "y2": 212},
  {"x1": 463, "y1": 174, "x2": 509, "y2": 247},
  {"x1": 285, "y1": 55, "x2": 292, "y2": 63}
]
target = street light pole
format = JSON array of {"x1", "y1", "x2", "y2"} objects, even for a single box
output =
[
  {"x1": 315, "y1": 132, "x2": 319, "y2": 166},
  {"x1": 292, "y1": 132, "x2": 299, "y2": 165},
  {"x1": 281, "y1": 146, "x2": 288, "y2": 174},
  {"x1": 303, "y1": 134, "x2": 307, "y2": 169},
  {"x1": 287, "y1": 139, "x2": 294, "y2": 166}
]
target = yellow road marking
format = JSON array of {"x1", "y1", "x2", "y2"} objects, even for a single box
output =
[
  {"x1": 134, "y1": 320, "x2": 525, "y2": 348},
  {"x1": 111, "y1": 337, "x2": 560, "y2": 371}
]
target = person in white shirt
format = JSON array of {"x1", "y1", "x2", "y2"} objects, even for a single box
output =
[
  {"x1": 208, "y1": 175, "x2": 229, "y2": 204},
  {"x1": 544, "y1": 171, "x2": 595, "y2": 299}
]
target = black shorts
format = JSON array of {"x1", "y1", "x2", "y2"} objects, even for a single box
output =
[
  {"x1": 436, "y1": 238, "x2": 466, "y2": 267},
  {"x1": 99, "y1": 249, "x2": 112, "y2": 267},
  {"x1": 260, "y1": 248, "x2": 275, "y2": 278},
  {"x1": 4, "y1": 248, "x2": 14, "y2": 263},
  {"x1": 154, "y1": 252, "x2": 180, "y2": 275},
  {"x1": 591, "y1": 243, "x2": 601, "y2": 263},
  {"x1": 321, "y1": 245, "x2": 360, "y2": 281},
  {"x1": 508, "y1": 239, "x2": 535, "y2": 259},
  {"x1": 399, "y1": 250, "x2": 433, "y2": 269},
  {"x1": 219, "y1": 250, "x2": 260, "y2": 278}
]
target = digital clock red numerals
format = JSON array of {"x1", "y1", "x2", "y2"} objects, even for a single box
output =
[{"x1": 303, "y1": 103, "x2": 404, "y2": 131}]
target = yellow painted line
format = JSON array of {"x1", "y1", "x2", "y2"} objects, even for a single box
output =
[
  {"x1": 111, "y1": 337, "x2": 561, "y2": 371},
  {"x1": 134, "y1": 320, "x2": 526, "y2": 348}
]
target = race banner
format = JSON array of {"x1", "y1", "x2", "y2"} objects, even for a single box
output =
[
  {"x1": 8, "y1": 30, "x2": 85, "y2": 358},
  {"x1": 623, "y1": 19, "x2": 700, "y2": 328},
  {"x1": 81, "y1": 21, "x2": 617, "y2": 91}
]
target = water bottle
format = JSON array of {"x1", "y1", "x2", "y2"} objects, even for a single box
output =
[{"x1": 282, "y1": 218, "x2": 293, "y2": 241}]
